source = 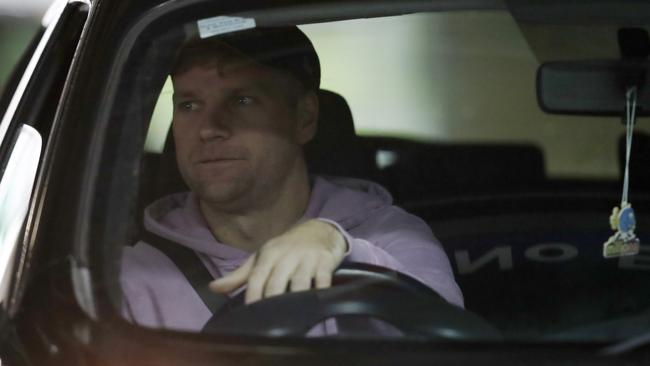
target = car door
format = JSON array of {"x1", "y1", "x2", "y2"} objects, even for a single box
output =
[{"x1": 0, "y1": 0, "x2": 89, "y2": 361}]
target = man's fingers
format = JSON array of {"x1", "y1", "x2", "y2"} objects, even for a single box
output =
[
  {"x1": 263, "y1": 258, "x2": 301, "y2": 299},
  {"x1": 209, "y1": 255, "x2": 255, "y2": 293},
  {"x1": 290, "y1": 256, "x2": 318, "y2": 292},
  {"x1": 315, "y1": 257, "x2": 336, "y2": 289},
  {"x1": 245, "y1": 258, "x2": 277, "y2": 304}
]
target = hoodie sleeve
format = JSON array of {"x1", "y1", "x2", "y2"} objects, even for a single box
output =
[{"x1": 317, "y1": 206, "x2": 464, "y2": 308}]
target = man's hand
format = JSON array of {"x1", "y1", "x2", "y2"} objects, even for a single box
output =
[{"x1": 209, "y1": 219, "x2": 348, "y2": 304}]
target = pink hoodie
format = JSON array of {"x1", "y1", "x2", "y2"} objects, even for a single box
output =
[{"x1": 121, "y1": 176, "x2": 463, "y2": 333}]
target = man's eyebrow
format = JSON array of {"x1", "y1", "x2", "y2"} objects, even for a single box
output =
[
  {"x1": 171, "y1": 90, "x2": 198, "y2": 102},
  {"x1": 218, "y1": 82, "x2": 273, "y2": 99},
  {"x1": 230, "y1": 80, "x2": 270, "y2": 93},
  {"x1": 239, "y1": 79, "x2": 281, "y2": 96},
  {"x1": 171, "y1": 79, "x2": 273, "y2": 101}
]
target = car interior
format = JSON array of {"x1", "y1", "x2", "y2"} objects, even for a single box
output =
[
  {"x1": 135, "y1": 85, "x2": 650, "y2": 340},
  {"x1": 8, "y1": 2, "x2": 650, "y2": 365},
  {"x1": 110, "y1": 5, "x2": 650, "y2": 342}
]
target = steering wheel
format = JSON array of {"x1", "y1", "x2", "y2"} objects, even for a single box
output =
[{"x1": 202, "y1": 263, "x2": 501, "y2": 340}]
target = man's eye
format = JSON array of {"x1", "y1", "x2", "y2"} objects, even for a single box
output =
[
  {"x1": 234, "y1": 96, "x2": 255, "y2": 106},
  {"x1": 177, "y1": 101, "x2": 199, "y2": 111}
]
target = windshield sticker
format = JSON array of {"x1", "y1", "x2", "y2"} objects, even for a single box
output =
[{"x1": 197, "y1": 16, "x2": 256, "y2": 39}]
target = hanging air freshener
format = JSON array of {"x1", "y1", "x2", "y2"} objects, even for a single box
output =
[
  {"x1": 604, "y1": 203, "x2": 640, "y2": 258},
  {"x1": 604, "y1": 87, "x2": 641, "y2": 258}
]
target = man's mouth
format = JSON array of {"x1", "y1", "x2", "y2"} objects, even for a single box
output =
[{"x1": 197, "y1": 158, "x2": 244, "y2": 165}]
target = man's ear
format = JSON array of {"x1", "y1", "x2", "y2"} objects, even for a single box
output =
[{"x1": 295, "y1": 91, "x2": 319, "y2": 145}]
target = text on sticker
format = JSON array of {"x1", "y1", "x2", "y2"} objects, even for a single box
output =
[{"x1": 197, "y1": 16, "x2": 256, "y2": 39}]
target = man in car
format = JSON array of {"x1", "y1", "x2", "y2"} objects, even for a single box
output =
[{"x1": 121, "y1": 26, "x2": 463, "y2": 332}]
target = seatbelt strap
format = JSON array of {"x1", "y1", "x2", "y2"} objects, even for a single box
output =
[{"x1": 141, "y1": 230, "x2": 228, "y2": 314}]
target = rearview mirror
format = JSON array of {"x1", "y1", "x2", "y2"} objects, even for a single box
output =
[{"x1": 537, "y1": 60, "x2": 650, "y2": 116}]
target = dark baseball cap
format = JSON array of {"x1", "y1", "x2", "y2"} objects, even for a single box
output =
[{"x1": 173, "y1": 26, "x2": 321, "y2": 92}]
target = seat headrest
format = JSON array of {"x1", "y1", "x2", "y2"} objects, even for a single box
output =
[{"x1": 305, "y1": 89, "x2": 377, "y2": 179}]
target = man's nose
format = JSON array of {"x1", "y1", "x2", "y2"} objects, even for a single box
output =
[{"x1": 199, "y1": 105, "x2": 232, "y2": 141}]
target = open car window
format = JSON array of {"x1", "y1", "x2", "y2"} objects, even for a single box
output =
[{"x1": 83, "y1": 3, "x2": 650, "y2": 344}]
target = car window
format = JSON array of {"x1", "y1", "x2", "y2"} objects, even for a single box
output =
[
  {"x1": 146, "y1": 13, "x2": 650, "y2": 181},
  {"x1": 83, "y1": 3, "x2": 650, "y2": 345}
]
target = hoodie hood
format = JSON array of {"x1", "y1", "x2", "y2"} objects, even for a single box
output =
[
  {"x1": 302, "y1": 176, "x2": 392, "y2": 229},
  {"x1": 143, "y1": 176, "x2": 393, "y2": 259}
]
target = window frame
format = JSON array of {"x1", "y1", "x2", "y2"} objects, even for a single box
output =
[
  {"x1": 0, "y1": 0, "x2": 90, "y2": 318},
  {"x1": 12, "y1": 0, "x2": 645, "y2": 363},
  {"x1": 79, "y1": 0, "x2": 507, "y2": 331}
]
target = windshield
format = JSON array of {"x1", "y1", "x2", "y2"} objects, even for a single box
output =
[{"x1": 102, "y1": 4, "x2": 650, "y2": 343}]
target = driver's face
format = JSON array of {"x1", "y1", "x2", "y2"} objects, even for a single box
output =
[{"x1": 171, "y1": 60, "x2": 314, "y2": 208}]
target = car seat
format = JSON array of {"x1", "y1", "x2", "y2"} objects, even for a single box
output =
[
  {"x1": 413, "y1": 194, "x2": 650, "y2": 340},
  {"x1": 376, "y1": 139, "x2": 547, "y2": 203}
]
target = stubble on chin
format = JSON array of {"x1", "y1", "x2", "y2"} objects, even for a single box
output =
[{"x1": 192, "y1": 173, "x2": 255, "y2": 210}]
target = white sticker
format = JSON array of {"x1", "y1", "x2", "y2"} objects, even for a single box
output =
[{"x1": 197, "y1": 16, "x2": 256, "y2": 39}]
